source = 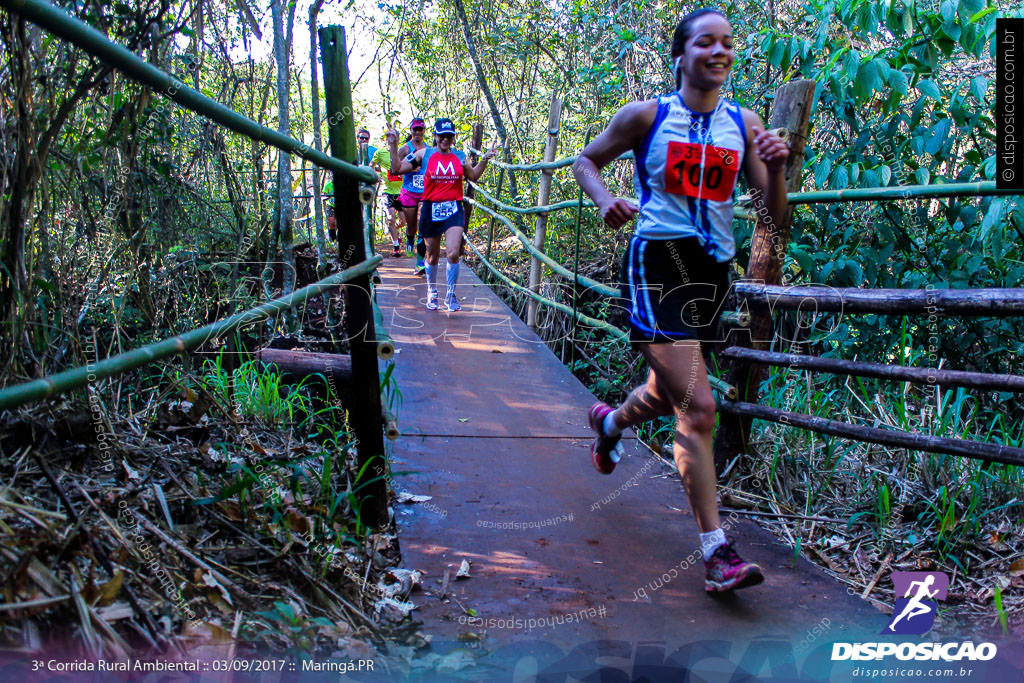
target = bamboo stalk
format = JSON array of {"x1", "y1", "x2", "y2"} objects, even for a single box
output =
[
  {"x1": 720, "y1": 347, "x2": 1024, "y2": 393},
  {"x1": 781, "y1": 181, "x2": 1022, "y2": 205},
  {"x1": 372, "y1": 302, "x2": 394, "y2": 360},
  {"x1": 527, "y1": 94, "x2": 563, "y2": 330},
  {"x1": 466, "y1": 147, "x2": 634, "y2": 172},
  {"x1": 465, "y1": 197, "x2": 617, "y2": 297},
  {"x1": 718, "y1": 400, "x2": 1024, "y2": 466},
  {"x1": 735, "y1": 284, "x2": 1024, "y2": 316}
]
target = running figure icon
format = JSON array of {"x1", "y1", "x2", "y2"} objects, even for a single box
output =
[
  {"x1": 885, "y1": 571, "x2": 949, "y2": 635},
  {"x1": 887, "y1": 575, "x2": 938, "y2": 631}
]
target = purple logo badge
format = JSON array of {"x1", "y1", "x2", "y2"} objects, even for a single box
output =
[{"x1": 884, "y1": 571, "x2": 949, "y2": 635}]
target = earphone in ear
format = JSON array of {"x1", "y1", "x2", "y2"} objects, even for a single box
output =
[{"x1": 673, "y1": 55, "x2": 683, "y2": 89}]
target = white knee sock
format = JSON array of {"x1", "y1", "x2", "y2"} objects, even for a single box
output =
[
  {"x1": 700, "y1": 528, "x2": 727, "y2": 560},
  {"x1": 446, "y1": 261, "x2": 460, "y2": 298},
  {"x1": 425, "y1": 263, "x2": 437, "y2": 295},
  {"x1": 603, "y1": 410, "x2": 621, "y2": 437}
]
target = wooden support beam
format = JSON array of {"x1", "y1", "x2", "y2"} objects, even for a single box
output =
[
  {"x1": 714, "y1": 79, "x2": 816, "y2": 469},
  {"x1": 320, "y1": 26, "x2": 388, "y2": 527},
  {"x1": 258, "y1": 348, "x2": 353, "y2": 385},
  {"x1": 464, "y1": 123, "x2": 485, "y2": 229},
  {"x1": 718, "y1": 401, "x2": 1024, "y2": 466},
  {"x1": 720, "y1": 347, "x2": 1024, "y2": 393},
  {"x1": 527, "y1": 94, "x2": 563, "y2": 330},
  {"x1": 735, "y1": 284, "x2": 1024, "y2": 316}
]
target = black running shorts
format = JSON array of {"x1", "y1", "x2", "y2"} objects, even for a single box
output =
[
  {"x1": 419, "y1": 200, "x2": 466, "y2": 239},
  {"x1": 619, "y1": 235, "x2": 729, "y2": 344}
]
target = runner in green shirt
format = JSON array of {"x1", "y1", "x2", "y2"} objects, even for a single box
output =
[{"x1": 372, "y1": 142, "x2": 406, "y2": 256}]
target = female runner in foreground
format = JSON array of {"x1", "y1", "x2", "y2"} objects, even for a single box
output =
[{"x1": 573, "y1": 8, "x2": 789, "y2": 592}]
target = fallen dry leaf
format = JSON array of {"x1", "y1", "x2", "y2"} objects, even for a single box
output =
[
  {"x1": 395, "y1": 491, "x2": 433, "y2": 504},
  {"x1": 1009, "y1": 558, "x2": 1024, "y2": 577},
  {"x1": 455, "y1": 559, "x2": 471, "y2": 579},
  {"x1": 97, "y1": 570, "x2": 123, "y2": 606}
]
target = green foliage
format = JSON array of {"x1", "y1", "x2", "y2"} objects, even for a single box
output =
[{"x1": 200, "y1": 355, "x2": 314, "y2": 426}]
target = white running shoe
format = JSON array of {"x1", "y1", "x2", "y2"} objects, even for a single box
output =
[
  {"x1": 426, "y1": 292, "x2": 439, "y2": 310},
  {"x1": 445, "y1": 295, "x2": 461, "y2": 312}
]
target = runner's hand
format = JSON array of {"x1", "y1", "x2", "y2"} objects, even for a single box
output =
[
  {"x1": 752, "y1": 125, "x2": 789, "y2": 173},
  {"x1": 484, "y1": 140, "x2": 500, "y2": 159},
  {"x1": 599, "y1": 198, "x2": 639, "y2": 229},
  {"x1": 386, "y1": 128, "x2": 399, "y2": 146}
]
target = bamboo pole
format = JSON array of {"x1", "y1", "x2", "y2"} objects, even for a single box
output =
[
  {"x1": 464, "y1": 197, "x2": 617, "y2": 296},
  {"x1": 0, "y1": 258, "x2": 380, "y2": 411},
  {"x1": 734, "y1": 284, "x2": 1024, "y2": 316},
  {"x1": 484, "y1": 170, "x2": 505, "y2": 260},
  {"x1": 372, "y1": 302, "x2": 395, "y2": 360},
  {"x1": 718, "y1": 401, "x2": 1024, "y2": 466},
  {"x1": 464, "y1": 123, "x2": 484, "y2": 228},
  {"x1": 468, "y1": 178, "x2": 598, "y2": 215},
  {"x1": 465, "y1": 238, "x2": 738, "y2": 399},
  {"x1": 0, "y1": 0, "x2": 375, "y2": 184},
  {"x1": 321, "y1": 26, "x2": 388, "y2": 528},
  {"x1": 781, "y1": 181, "x2": 1023, "y2": 205},
  {"x1": 469, "y1": 178, "x2": 1021, "y2": 217},
  {"x1": 721, "y1": 347, "x2": 1024, "y2": 392},
  {"x1": 467, "y1": 148, "x2": 634, "y2": 172},
  {"x1": 714, "y1": 79, "x2": 816, "y2": 470},
  {"x1": 527, "y1": 94, "x2": 563, "y2": 330}
]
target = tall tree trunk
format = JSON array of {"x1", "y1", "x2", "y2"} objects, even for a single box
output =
[
  {"x1": 269, "y1": 0, "x2": 295, "y2": 302},
  {"x1": 451, "y1": 0, "x2": 517, "y2": 199},
  {"x1": 309, "y1": 0, "x2": 328, "y2": 271}
]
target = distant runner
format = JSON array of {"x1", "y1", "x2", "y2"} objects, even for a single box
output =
[
  {"x1": 573, "y1": 8, "x2": 789, "y2": 592},
  {"x1": 372, "y1": 134, "x2": 406, "y2": 256},
  {"x1": 388, "y1": 118, "x2": 498, "y2": 311}
]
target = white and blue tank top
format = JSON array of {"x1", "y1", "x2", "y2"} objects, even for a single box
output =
[
  {"x1": 632, "y1": 94, "x2": 747, "y2": 262},
  {"x1": 402, "y1": 142, "x2": 428, "y2": 194}
]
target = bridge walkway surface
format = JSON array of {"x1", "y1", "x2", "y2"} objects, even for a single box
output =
[{"x1": 373, "y1": 253, "x2": 884, "y2": 680}]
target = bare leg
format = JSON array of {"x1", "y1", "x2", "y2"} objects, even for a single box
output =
[
  {"x1": 614, "y1": 341, "x2": 721, "y2": 533},
  {"x1": 424, "y1": 236, "x2": 441, "y2": 265},
  {"x1": 444, "y1": 225, "x2": 464, "y2": 265},
  {"x1": 385, "y1": 205, "x2": 402, "y2": 243}
]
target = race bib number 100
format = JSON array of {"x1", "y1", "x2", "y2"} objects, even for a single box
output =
[{"x1": 664, "y1": 142, "x2": 739, "y2": 202}]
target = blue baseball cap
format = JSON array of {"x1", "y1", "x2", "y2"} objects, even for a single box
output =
[{"x1": 433, "y1": 118, "x2": 456, "y2": 136}]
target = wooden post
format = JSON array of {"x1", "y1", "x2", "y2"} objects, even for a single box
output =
[
  {"x1": 319, "y1": 25, "x2": 389, "y2": 527},
  {"x1": 462, "y1": 123, "x2": 484, "y2": 255},
  {"x1": 464, "y1": 124, "x2": 484, "y2": 220},
  {"x1": 713, "y1": 79, "x2": 815, "y2": 472},
  {"x1": 485, "y1": 168, "x2": 505, "y2": 260},
  {"x1": 527, "y1": 94, "x2": 563, "y2": 329}
]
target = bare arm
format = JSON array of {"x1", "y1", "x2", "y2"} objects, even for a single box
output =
[
  {"x1": 572, "y1": 100, "x2": 657, "y2": 229},
  {"x1": 387, "y1": 131, "x2": 418, "y2": 175},
  {"x1": 741, "y1": 108, "x2": 789, "y2": 232},
  {"x1": 464, "y1": 140, "x2": 500, "y2": 182}
]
